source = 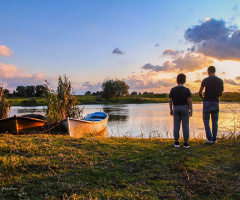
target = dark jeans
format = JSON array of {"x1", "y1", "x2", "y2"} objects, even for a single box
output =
[
  {"x1": 173, "y1": 105, "x2": 189, "y2": 142},
  {"x1": 203, "y1": 101, "x2": 219, "y2": 141}
]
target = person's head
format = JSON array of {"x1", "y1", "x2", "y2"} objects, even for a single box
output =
[
  {"x1": 207, "y1": 66, "x2": 216, "y2": 75},
  {"x1": 177, "y1": 73, "x2": 186, "y2": 84}
]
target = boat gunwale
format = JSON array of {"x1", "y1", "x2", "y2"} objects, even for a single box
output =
[
  {"x1": 62, "y1": 116, "x2": 109, "y2": 124},
  {"x1": 0, "y1": 116, "x2": 46, "y2": 123}
]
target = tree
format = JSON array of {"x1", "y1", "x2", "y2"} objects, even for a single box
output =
[
  {"x1": 36, "y1": 85, "x2": 48, "y2": 97},
  {"x1": 85, "y1": 91, "x2": 91, "y2": 95},
  {"x1": 16, "y1": 86, "x2": 27, "y2": 97},
  {"x1": 131, "y1": 91, "x2": 138, "y2": 95},
  {"x1": 102, "y1": 79, "x2": 129, "y2": 99},
  {"x1": 3, "y1": 89, "x2": 10, "y2": 96},
  {"x1": 26, "y1": 85, "x2": 36, "y2": 97},
  {"x1": 92, "y1": 91, "x2": 102, "y2": 96}
]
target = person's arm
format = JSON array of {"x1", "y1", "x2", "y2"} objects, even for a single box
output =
[
  {"x1": 187, "y1": 97, "x2": 192, "y2": 117},
  {"x1": 169, "y1": 98, "x2": 173, "y2": 116},
  {"x1": 198, "y1": 86, "x2": 204, "y2": 100},
  {"x1": 219, "y1": 80, "x2": 224, "y2": 96}
]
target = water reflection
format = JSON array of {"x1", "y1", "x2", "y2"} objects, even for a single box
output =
[
  {"x1": 102, "y1": 105, "x2": 129, "y2": 122},
  {"x1": 8, "y1": 103, "x2": 240, "y2": 138},
  {"x1": 8, "y1": 106, "x2": 46, "y2": 116}
]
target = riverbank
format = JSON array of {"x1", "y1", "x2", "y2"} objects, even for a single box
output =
[
  {"x1": 7, "y1": 92, "x2": 240, "y2": 106},
  {"x1": 0, "y1": 134, "x2": 239, "y2": 199}
]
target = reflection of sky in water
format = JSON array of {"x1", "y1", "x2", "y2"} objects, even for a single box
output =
[{"x1": 8, "y1": 103, "x2": 240, "y2": 138}]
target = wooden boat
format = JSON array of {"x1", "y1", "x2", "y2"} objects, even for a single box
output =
[
  {"x1": 61, "y1": 112, "x2": 109, "y2": 138},
  {"x1": 0, "y1": 114, "x2": 46, "y2": 134}
]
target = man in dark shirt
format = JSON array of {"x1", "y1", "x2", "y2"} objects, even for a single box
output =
[
  {"x1": 169, "y1": 73, "x2": 192, "y2": 148},
  {"x1": 199, "y1": 66, "x2": 224, "y2": 144}
]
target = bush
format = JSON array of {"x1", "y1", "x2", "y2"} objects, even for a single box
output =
[{"x1": 21, "y1": 98, "x2": 39, "y2": 106}]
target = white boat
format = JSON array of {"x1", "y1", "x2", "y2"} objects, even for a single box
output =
[{"x1": 61, "y1": 112, "x2": 109, "y2": 138}]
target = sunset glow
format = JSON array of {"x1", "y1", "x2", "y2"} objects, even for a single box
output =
[{"x1": 0, "y1": 0, "x2": 239, "y2": 94}]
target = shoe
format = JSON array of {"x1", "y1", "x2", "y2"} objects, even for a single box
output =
[
  {"x1": 174, "y1": 141, "x2": 179, "y2": 148},
  {"x1": 183, "y1": 142, "x2": 190, "y2": 148},
  {"x1": 205, "y1": 140, "x2": 213, "y2": 144},
  {"x1": 212, "y1": 140, "x2": 217, "y2": 144}
]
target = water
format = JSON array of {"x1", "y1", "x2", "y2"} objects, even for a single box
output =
[{"x1": 8, "y1": 103, "x2": 240, "y2": 138}]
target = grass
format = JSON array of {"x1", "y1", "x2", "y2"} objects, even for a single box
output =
[
  {"x1": 0, "y1": 134, "x2": 239, "y2": 199},
  {"x1": 7, "y1": 92, "x2": 240, "y2": 106}
]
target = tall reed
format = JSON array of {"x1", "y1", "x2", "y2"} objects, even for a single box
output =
[
  {"x1": 0, "y1": 84, "x2": 11, "y2": 119},
  {"x1": 45, "y1": 75, "x2": 83, "y2": 124}
]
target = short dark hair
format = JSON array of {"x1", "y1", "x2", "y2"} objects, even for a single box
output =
[
  {"x1": 177, "y1": 73, "x2": 186, "y2": 84},
  {"x1": 208, "y1": 66, "x2": 216, "y2": 73}
]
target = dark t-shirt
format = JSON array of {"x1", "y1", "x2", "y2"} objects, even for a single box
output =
[
  {"x1": 201, "y1": 76, "x2": 224, "y2": 102},
  {"x1": 169, "y1": 86, "x2": 191, "y2": 106}
]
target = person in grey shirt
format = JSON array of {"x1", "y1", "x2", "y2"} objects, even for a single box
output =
[
  {"x1": 199, "y1": 66, "x2": 224, "y2": 144},
  {"x1": 169, "y1": 73, "x2": 192, "y2": 148}
]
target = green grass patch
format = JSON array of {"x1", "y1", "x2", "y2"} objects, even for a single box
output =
[
  {"x1": 8, "y1": 97, "x2": 48, "y2": 106},
  {"x1": 0, "y1": 134, "x2": 239, "y2": 199},
  {"x1": 7, "y1": 92, "x2": 240, "y2": 106}
]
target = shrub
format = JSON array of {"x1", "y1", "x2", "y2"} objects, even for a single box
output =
[{"x1": 21, "y1": 98, "x2": 39, "y2": 106}]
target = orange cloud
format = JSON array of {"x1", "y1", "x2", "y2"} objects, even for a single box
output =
[
  {"x1": 143, "y1": 53, "x2": 214, "y2": 73},
  {"x1": 0, "y1": 45, "x2": 12, "y2": 56}
]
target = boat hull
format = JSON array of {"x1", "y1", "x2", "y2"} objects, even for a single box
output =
[
  {"x1": 61, "y1": 112, "x2": 109, "y2": 138},
  {"x1": 0, "y1": 115, "x2": 46, "y2": 134}
]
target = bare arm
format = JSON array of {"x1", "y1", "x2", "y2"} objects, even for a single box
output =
[
  {"x1": 169, "y1": 98, "x2": 173, "y2": 116},
  {"x1": 198, "y1": 86, "x2": 204, "y2": 100},
  {"x1": 187, "y1": 97, "x2": 193, "y2": 117}
]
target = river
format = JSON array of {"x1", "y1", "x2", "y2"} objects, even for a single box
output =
[{"x1": 8, "y1": 103, "x2": 240, "y2": 138}]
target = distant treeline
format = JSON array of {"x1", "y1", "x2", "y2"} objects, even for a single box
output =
[
  {"x1": 2, "y1": 84, "x2": 240, "y2": 102},
  {"x1": 85, "y1": 90, "x2": 169, "y2": 98},
  {"x1": 1, "y1": 85, "x2": 48, "y2": 97}
]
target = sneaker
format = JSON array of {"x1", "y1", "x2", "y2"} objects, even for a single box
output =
[
  {"x1": 183, "y1": 142, "x2": 190, "y2": 148},
  {"x1": 212, "y1": 140, "x2": 217, "y2": 144},
  {"x1": 174, "y1": 141, "x2": 179, "y2": 148},
  {"x1": 205, "y1": 140, "x2": 213, "y2": 144}
]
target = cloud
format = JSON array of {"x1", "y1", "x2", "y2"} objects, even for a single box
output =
[
  {"x1": 194, "y1": 80, "x2": 201, "y2": 83},
  {"x1": 187, "y1": 46, "x2": 196, "y2": 53},
  {"x1": 184, "y1": 18, "x2": 240, "y2": 61},
  {"x1": 112, "y1": 48, "x2": 125, "y2": 55},
  {"x1": 235, "y1": 76, "x2": 240, "y2": 80},
  {"x1": 123, "y1": 74, "x2": 175, "y2": 90},
  {"x1": 0, "y1": 63, "x2": 26, "y2": 78},
  {"x1": 142, "y1": 63, "x2": 168, "y2": 72},
  {"x1": 0, "y1": 63, "x2": 54, "y2": 91},
  {"x1": 76, "y1": 81, "x2": 102, "y2": 94},
  {"x1": 233, "y1": 4, "x2": 239, "y2": 12},
  {"x1": 162, "y1": 49, "x2": 183, "y2": 58},
  {"x1": 0, "y1": 45, "x2": 12, "y2": 56},
  {"x1": 224, "y1": 79, "x2": 238, "y2": 85},
  {"x1": 142, "y1": 53, "x2": 213, "y2": 73}
]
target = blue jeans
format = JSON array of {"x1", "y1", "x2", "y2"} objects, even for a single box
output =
[{"x1": 203, "y1": 101, "x2": 219, "y2": 141}]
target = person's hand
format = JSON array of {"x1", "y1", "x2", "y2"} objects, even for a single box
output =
[
  {"x1": 189, "y1": 110, "x2": 192, "y2": 117},
  {"x1": 170, "y1": 110, "x2": 173, "y2": 116}
]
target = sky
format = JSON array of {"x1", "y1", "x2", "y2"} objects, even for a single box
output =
[{"x1": 0, "y1": 0, "x2": 240, "y2": 94}]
